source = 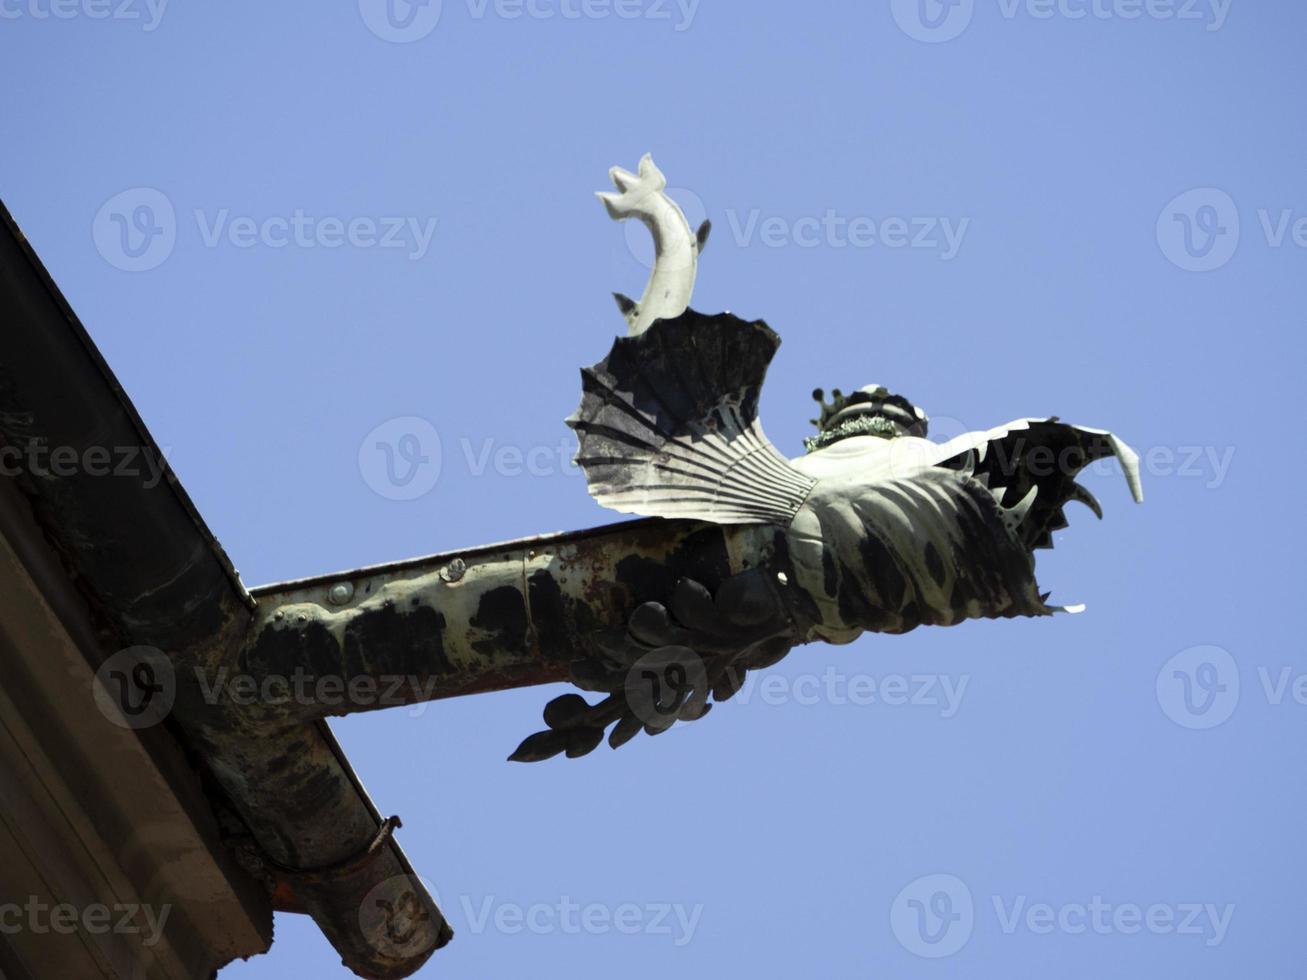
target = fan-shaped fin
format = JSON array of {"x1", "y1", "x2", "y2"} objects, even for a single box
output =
[{"x1": 567, "y1": 310, "x2": 816, "y2": 525}]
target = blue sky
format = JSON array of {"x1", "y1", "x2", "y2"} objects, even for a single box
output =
[{"x1": 2, "y1": 1, "x2": 1304, "y2": 976}]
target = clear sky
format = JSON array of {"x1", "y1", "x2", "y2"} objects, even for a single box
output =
[{"x1": 2, "y1": 1, "x2": 1304, "y2": 976}]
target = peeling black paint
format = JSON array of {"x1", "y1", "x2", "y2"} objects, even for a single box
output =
[
  {"x1": 469, "y1": 585, "x2": 528, "y2": 658},
  {"x1": 243, "y1": 620, "x2": 341, "y2": 682},
  {"x1": 527, "y1": 570, "x2": 572, "y2": 664},
  {"x1": 344, "y1": 603, "x2": 453, "y2": 679},
  {"x1": 614, "y1": 523, "x2": 734, "y2": 608}
]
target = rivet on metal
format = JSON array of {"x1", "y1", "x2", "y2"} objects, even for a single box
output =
[
  {"x1": 439, "y1": 558, "x2": 467, "y2": 584},
  {"x1": 328, "y1": 582, "x2": 355, "y2": 605}
]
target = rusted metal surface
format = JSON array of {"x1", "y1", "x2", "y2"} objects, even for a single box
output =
[{"x1": 240, "y1": 518, "x2": 788, "y2": 721}]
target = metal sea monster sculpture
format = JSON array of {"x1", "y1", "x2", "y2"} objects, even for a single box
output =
[
  {"x1": 503, "y1": 154, "x2": 1144, "y2": 761},
  {"x1": 244, "y1": 154, "x2": 1141, "y2": 767}
]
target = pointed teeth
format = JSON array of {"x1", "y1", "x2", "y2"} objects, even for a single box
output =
[
  {"x1": 1067, "y1": 483, "x2": 1103, "y2": 520},
  {"x1": 1007, "y1": 485, "x2": 1038, "y2": 524},
  {"x1": 1107, "y1": 433, "x2": 1144, "y2": 504},
  {"x1": 1012, "y1": 483, "x2": 1038, "y2": 517},
  {"x1": 612, "y1": 292, "x2": 638, "y2": 317},
  {"x1": 1040, "y1": 591, "x2": 1051, "y2": 602}
]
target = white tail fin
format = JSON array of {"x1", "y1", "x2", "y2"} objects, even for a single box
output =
[{"x1": 596, "y1": 154, "x2": 705, "y2": 336}]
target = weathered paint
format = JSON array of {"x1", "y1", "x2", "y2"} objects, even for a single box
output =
[{"x1": 238, "y1": 518, "x2": 789, "y2": 723}]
